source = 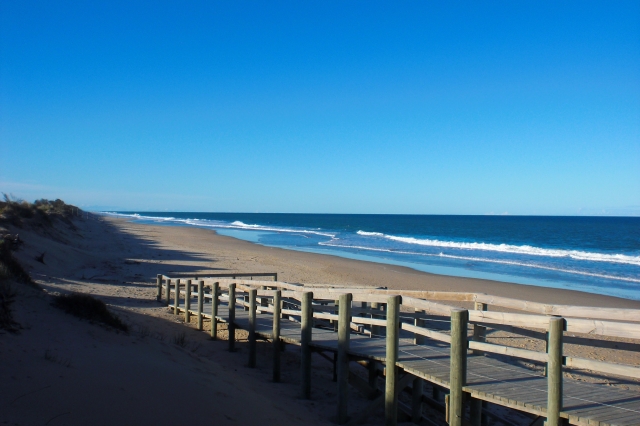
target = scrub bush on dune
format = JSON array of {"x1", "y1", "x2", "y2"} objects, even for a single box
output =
[{"x1": 52, "y1": 293, "x2": 128, "y2": 332}]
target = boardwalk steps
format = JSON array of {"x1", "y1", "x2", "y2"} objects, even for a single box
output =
[{"x1": 156, "y1": 274, "x2": 640, "y2": 426}]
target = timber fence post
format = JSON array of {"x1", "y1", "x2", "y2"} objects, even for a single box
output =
[
  {"x1": 185, "y1": 279, "x2": 192, "y2": 323},
  {"x1": 165, "y1": 278, "x2": 171, "y2": 306},
  {"x1": 470, "y1": 302, "x2": 487, "y2": 425},
  {"x1": 414, "y1": 309, "x2": 425, "y2": 345},
  {"x1": 211, "y1": 282, "x2": 219, "y2": 340},
  {"x1": 261, "y1": 285, "x2": 269, "y2": 308},
  {"x1": 273, "y1": 290, "x2": 282, "y2": 382},
  {"x1": 546, "y1": 317, "x2": 565, "y2": 426},
  {"x1": 371, "y1": 302, "x2": 381, "y2": 337},
  {"x1": 385, "y1": 295, "x2": 401, "y2": 426},
  {"x1": 301, "y1": 291, "x2": 313, "y2": 399},
  {"x1": 412, "y1": 377, "x2": 423, "y2": 424},
  {"x1": 469, "y1": 398, "x2": 482, "y2": 426},
  {"x1": 449, "y1": 308, "x2": 468, "y2": 426},
  {"x1": 156, "y1": 274, "x2": 162, "y2": 301},
  {"x1": 197, "y1": 280, "x2": 204, "y2": 330},
  {"x1": 337, "y1": 293, "x2": 352, "y2": 425},
  {"x1": 472, "y1": 302, "x2": 487, "y2": 355},
  {"x1": 228, "y1": 283, "x2": 236, "y2": 352},
  {"x1": 248, "y1": 289, "x2": 257, "y2": 368},
  {"x1": 174, "y1": 279, "x2": 180, "y2": 315}
]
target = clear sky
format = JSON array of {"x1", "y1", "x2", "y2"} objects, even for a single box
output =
[{"x1": 1, "y1": 1, "x2": 639, "y2": 215}]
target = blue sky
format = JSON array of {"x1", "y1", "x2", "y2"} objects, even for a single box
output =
[{"x1": 1, "y1": 1, "x2": 639, "y2": 215}]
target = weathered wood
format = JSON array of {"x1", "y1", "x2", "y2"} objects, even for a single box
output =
[
  {"x1": 401, "y1": 323, "x2": 451, "y2": 344},
  {"x1": 228, "y1": 283, "x2": 236, "y2": 352},
  {"x1": 472, "y1": 302, "x2": 487, "y2": 356},
  {"x1": 368, "y1": 360, "x2": 378, "y2": 393},
  {"x1": 301, "y1": 291, "x2": 313, "y2": 399},
  {"x1": 166, "y1": 274, "x2": 640, "y2": 321},
  {"x1": 211, "y1": 282, "x2": 219, "y2": 339},
  {"x1": 174, "y1": 279, "x2": 180, "y2": 315},
  {"x1": 546, "y1": 317, "x2": 565, "y2": 426},
  {"x1": 469, "y1": 310, "x2": 550, "y2": 330},
  {"x1": 337, "y1": 293, "x2": 352, "y2": 424},
  {"x1": 185, "y1": 279, "x2": 192, "y2": 323},
  {"x1": 449, "y1": 309, "x2": 468, "y2": 426},
  {"x1": 273, "y1": 290, "x2": 282, "y2": 382},
  {"x1": 385, "y1": 295, "x2": 401, "y2": 426},
  {"x1": 165, "y1": 278, "x2": 171, "y2": 306},
  {"x1": 467, "y1": 341, "x2": 548, "y2": 363},
  {"x1": 414, "y1": 309, "x2": 425, "y2": 345},
  {"x1": 161, "y1": 273, "x2": 640, "y2": 426},
  {"x1": 469, "y1": 396, "x2": 482, "y2": 426},
  {"x1": 411, "y1": 377, "x2": 423, "y2": 424},
  {"x1": 474, "y1": 293, "x2": 640, "y2": 323},
  {"x1": 197, "y1": 280, "x2": 204, "y2": 330},
  {"x1": 248, "y1": 289, "x2": 257, "y2": 368},
  {"x1": 156, "y1": 274, "x2": 162, "y2": 301},
  {"x1": 564, "y1": 356, "x2": 640, "y2": 379},
  {"x1": 370, "y1": 302, "x2": 381, "y2": 338}
]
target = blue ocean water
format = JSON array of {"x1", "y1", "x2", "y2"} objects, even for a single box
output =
[{"x1": 106, "y1": 212, "x2": 640, "y2": 300}]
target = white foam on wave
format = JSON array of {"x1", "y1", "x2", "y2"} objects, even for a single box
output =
[
  {"x1": 356, "y1": 230, "x2": 640, "y2": 266},
  {"x1": 201, "y1": 220, "x2": 337, "y2": 237},
  {"x1": 102, "y1": 212, "x2": 177, "y2": 221},
  {"x1": 102, "y1": 213, "x2": 337, "y2": 238},
  {"x1": 357, "y1": 231, "x2": 384, "y2": 236},
  {"x1": 320, "y1": 241, "x2": 640, "y2": 284}
]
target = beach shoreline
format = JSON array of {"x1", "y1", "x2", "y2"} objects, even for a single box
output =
[{"x1": 104, "y1": 216, "x2": 640, "y2": 309}]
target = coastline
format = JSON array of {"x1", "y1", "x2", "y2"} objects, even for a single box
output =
[
  {"x1": 3, "y1": 213, "x2": 639, "y2": 426},
  {"x1": 106, "y1": 216, "x2": 640, "y2": 309}
]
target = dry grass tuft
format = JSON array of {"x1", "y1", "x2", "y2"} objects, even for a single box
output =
[{"x1": 52, "y1": 293, "x2": 128, "y2": 332}]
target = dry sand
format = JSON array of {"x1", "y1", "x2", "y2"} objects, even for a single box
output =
[{"x1": 1, "y1": 214, "x2": 639, "y2": 426}]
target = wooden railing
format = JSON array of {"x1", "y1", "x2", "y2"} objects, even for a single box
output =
[{"x1": 156, "y1": 274, "x2": 640, "y2": 426}]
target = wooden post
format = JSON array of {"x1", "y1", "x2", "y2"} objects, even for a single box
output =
[
  {"x1": 411, "y1": 377, "x2": 423, "y2": 424},
  {"x1": 211, "y1": 282, "x2": 219, "y2": 340},
  {"x1": 470, "y1": 302, "x2": 487, "y2": 425},
  {"x1": 371, "y1": 302, "x2": 381, "y2": 338},
  {"x1": 449, "y1": 308, "x2": 468, "y2": 426},
  {"x1": 185, "y1": 279, "x2": 192, "y2": 323},
  {"x1": 337, "y1": 293, "x2": 352, "y2": 424},
  {"x1": 261, "y1": 285, "x2": 269, "y2": 308},
  {"x1": 244, "y1": 294, "x2": 250, "y2": 311},
  {"x1": 472, "y1": 302, "x2": 487, "y2": 355},
  {"x1": 368, "y1": 361, "x2": 378, "y2": 393},
  {"x1": 414, "y1": 309, "x2": 425, "y2": 345},
  {"x1": 546, "y1": 317, "x2": 565, "y2": 426},
  {"x1": 228, "y1": 283, "x2": 236, "y2": 352},
  {"x1": 469, "y1": 398, "x2": 482, "y2": 426},
  {"x1": 273, "y1": 290, "x2": 282, "y2": 382},
  {"x1": 248, "y1": 289, "x2": 257, "y2": 368},
  {"x1": 174, "y1": 279, "x2": 180, "y2": 315},
  {"x1": 197, "y1": 280, "x2": 204, "y2": 330},
  {"x1": 156, "y1": 274, "x2": 162, "y2": 301},
  {"x1": 380, "y1": 303, "x2": 387, "y2": 337},
  {"x1": 165, "y1": 278, "x2": 171, "y2": 306},
  {"x1": 301, "y1": 291, "x2": 313, "y2": 399},
  {"x1": 385, "y1": 295, "x2": 401, "y2": 426}
]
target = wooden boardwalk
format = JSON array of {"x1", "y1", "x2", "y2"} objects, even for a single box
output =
[{"x1": 160, "y1": 276, "x2": 640, "y2": 426}]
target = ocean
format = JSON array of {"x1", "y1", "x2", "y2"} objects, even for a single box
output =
[{"x1": 105, "y1": 212, "x2": 640, "y2": 300}]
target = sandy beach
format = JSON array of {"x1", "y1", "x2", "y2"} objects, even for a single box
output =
[{"x1": 2, "y1": 214, "x2": 639, "y2": 426}]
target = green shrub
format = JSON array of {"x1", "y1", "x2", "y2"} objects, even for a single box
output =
[{"x1": 52, "y1": 293, "x2": 128, "y2": 332}]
